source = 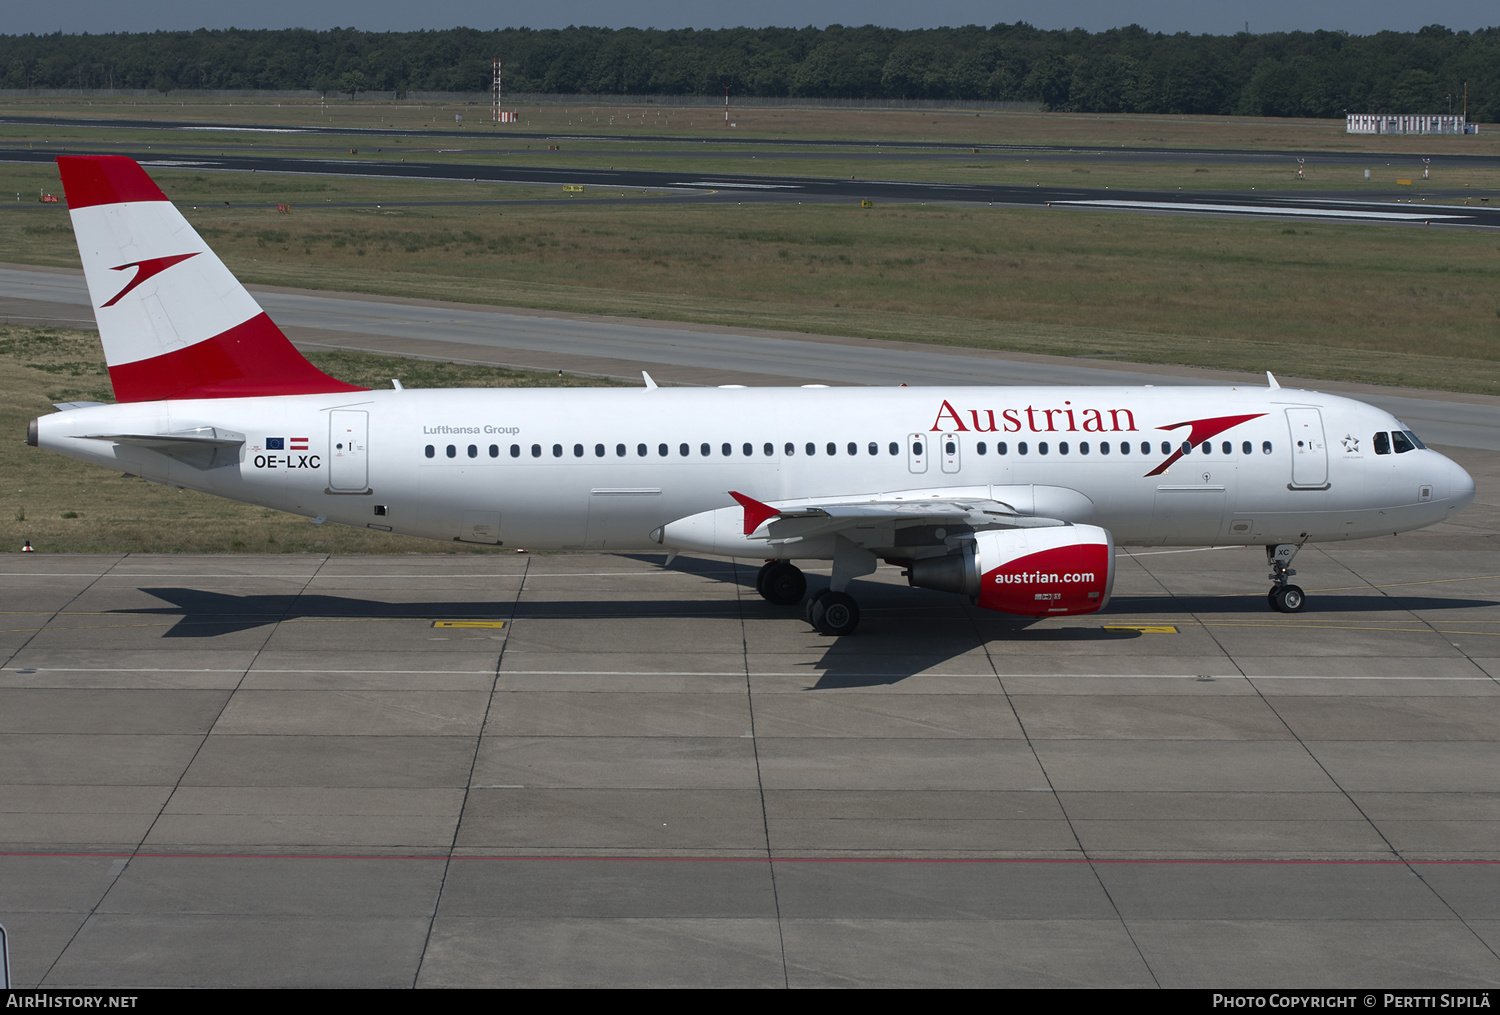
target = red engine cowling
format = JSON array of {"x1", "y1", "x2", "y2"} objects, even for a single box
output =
[{"x1": 906, "y1": 526, "x2": 1115, "y2": 617}]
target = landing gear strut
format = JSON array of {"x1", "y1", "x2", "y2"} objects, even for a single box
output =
[{"x1": 1266, "y1": 542, "x2": 1306, "y2": 613}]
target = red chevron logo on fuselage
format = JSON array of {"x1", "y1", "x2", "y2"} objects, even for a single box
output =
[
  {"x1": 1144, "y1": 413, "x2": 1267, "y2": 477},
  {"x1": 101, "y1": 252, "x2": 199, "y2": 308}
]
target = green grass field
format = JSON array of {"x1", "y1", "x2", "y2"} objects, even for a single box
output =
[
  {"x1": 4, "y1": 95, "x2": 1496, "y2": 154},
  {"x1": 7, "y1": 160, "x2": 1498, "y2": 393}
]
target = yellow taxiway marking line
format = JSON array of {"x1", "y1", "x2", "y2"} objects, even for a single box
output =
[
  {"x1": 1102, "y1": 625, "x2": 1179, "y2": 634},
  {"x1": 432, "y1": 620, "x2": 507, "y2": 629}
]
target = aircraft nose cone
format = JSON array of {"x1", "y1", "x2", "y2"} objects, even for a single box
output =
[{"x1": 1448, "y1": 457, "x2": 1476, "y2": 511}]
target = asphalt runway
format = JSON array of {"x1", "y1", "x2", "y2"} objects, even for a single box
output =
[
  {"x1": 3, "y1": 144, "x2": 1497, "y2": 227},
  {"x1": 1, "y1": 439, "x2": 1498, "y2": 987}
]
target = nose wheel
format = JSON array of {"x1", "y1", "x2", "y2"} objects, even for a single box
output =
[
  {"x1": 1268, "y1": 584, "x2": 1305, "y2": 613},
  {"x1": 1266, "y1": 542, "x2": 1307, "y2": 613}
]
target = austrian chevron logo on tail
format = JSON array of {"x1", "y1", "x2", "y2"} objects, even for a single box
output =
[
  {"x1": 1144, "y1": 413, "x2": 1266, "y2": 477},
  {"x1": 101, "y1": 252, "x2": 200, "y2": 307}
]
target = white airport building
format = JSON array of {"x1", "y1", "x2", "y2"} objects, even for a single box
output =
[{"x1": 1346, "y1": 113, "x2": 1476, "y2": 135}]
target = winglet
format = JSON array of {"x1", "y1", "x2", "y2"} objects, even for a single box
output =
[
  {"x1": 642, "y1": 371, "x2": 658, "y2": 389},
  {"x1": 729, "y1": 491, "x2": 779, "y2": 536},
  {"x1": 1266, "y1": 371, "x2": 1280, "y2": 390}
]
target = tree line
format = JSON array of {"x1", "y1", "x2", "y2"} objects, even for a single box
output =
[{"x1": 2, "y1": 23, "x2": 1496, "y2": 121}]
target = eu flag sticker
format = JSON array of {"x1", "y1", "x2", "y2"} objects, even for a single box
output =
[{"x1": 266, "y1": 437, "x2": 285, "y2": 450}]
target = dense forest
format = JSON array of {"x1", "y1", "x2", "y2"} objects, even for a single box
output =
[{"x1": 2, "y1": 23, "x2": 1496, "y2": 121}]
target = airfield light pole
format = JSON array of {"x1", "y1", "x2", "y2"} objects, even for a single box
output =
[
  {"x1": 725, "y1": 86, "x2": 729, "y2": 127},
  {"x1": 493, "y1": 58, "x2": 502, "y2": 124}
]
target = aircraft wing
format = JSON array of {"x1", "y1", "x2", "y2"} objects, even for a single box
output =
[{"x1": 727, "y1": 489, "x2": 1068, "y2": 548}]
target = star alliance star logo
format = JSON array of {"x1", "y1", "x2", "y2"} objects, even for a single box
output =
[{"x1": 1341, "y1": 434, "x2": 1359, "y2": 453}]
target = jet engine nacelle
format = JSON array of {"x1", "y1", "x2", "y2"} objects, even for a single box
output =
[{"x1": 906, "y1": 525, "x2": 1115, "y2": 617}]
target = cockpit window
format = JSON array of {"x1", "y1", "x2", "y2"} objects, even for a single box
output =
[
  {"x1": 1391, "y1": 431, "x2": 1416, "y2": 454},
  {"x1": 1404, "y1": 430, "x2": 1426, "y2": 450},
  {"x1": 1374, "y1": 432, "x2": 1390, "y2": 455}
]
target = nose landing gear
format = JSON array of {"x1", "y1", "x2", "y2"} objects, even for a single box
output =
[{"x1": 1267, "y1": 541, "x2": 1306, "y2": 613}]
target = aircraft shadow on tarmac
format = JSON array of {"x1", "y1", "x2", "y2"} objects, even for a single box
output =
[{"x1": 114, "y1": 573, "x2": 1495, "y2": 689}]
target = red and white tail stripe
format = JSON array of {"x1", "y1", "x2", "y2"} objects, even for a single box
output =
[{"x1": 58, "y1": 156, "x2": 363, "y2": 402}]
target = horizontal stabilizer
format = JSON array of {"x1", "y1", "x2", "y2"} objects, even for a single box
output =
[{"x1": 81, "y1": 426, "x2": 245, "y2": 470}]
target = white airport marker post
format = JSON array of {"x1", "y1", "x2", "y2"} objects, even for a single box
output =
[{"x1": 1, "y1": 922, "x2": 9, "y2": 987}]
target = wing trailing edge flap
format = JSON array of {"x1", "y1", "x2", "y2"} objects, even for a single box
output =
[
  {"x1": 728, "y1": 488, "x2": 1076, "y2": 548},
  {"x1": 80, "y1": 426, "x2": 246, "y2": 469}
]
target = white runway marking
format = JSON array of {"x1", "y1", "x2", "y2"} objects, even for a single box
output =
[{"x1": 1058, "y1": 199, "x2": 1466, "y2": 222}]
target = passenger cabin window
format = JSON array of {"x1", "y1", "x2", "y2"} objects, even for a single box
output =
[
  {"x1": 888, "y1": 442, "x2": 899, "y2": 455},
  {"x1": 595, "y1": 444, "x2": 605, "y2": 458},
  {"x1": 701, "y1": 443, "x2": 711, "y2": 457},
  {"x1": 659, "y1": 444, "x2": 669, "y2": 457},
  {"x1": 531, "y1": 444, "x2": 541, "y2": 458},
  {"x1": 806, "y1": 442, "x2": 817, "y2": 456},
  {"x1": 1262, "y1": 441, "x2": 1272, "y2": 454},
  {"x1": 848, "y1": 442, "x2": 858, "y2": 456},
  {"x1": 764, "y1": 443, "x2": 774, "y2": 456},
  {"x1": 424, "y1": 445, "x2": 435, "y2": 458},
  {"x1": 1374, "y1": 432, "x2": 1391, "y2": 455},
  {"x1": 447, "y1": 445, "x2": 457, "y2": 458},
  {"x1": 574, "y1": 444, "x2": 585, "y2": 458},
  {"x1": 553, "y1": 444, "x2": 563, "y2": 458},
  {"x1": 468, "y1": 445, "x2": 478, "y2": 458},
  {"x1": 997, "y1": 442, "x2": 1008, "y2": 455},
  {"x1": 510, "y1": 444, "x2": 521, "y2": 458},
  {"x1": 745, "y1": 443, "x2": 754, "y2": 456},
  {"x1": 785, "y1": 442, "x2": 796, "y2": 456},
  {"x1": 489, "y1": 445, "x2": 499, "y2": 458},
  {"x1": 616, "y1": 444, "x2": 626, "y2": 457},
  {"x1": 976, "y1": 442, "x2": 987, "y2": 455},
  {"x1": 869, "y1": 442, "x2": 879, "y2": 455},
  {"x1": 1242, "y1": 441, "x2": 1252, "y2": 455}
]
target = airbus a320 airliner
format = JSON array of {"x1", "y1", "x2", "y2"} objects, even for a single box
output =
[{"x1": 26, "y1": 156, "x2": 1476, "y2": 635}]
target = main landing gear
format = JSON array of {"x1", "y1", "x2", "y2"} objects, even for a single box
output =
[
  {"x1": 755, "y1": 555, "x2": 867, "y2": 637},
  {"x1": 756, "y1": 560, "x2": 806, "y2": 606},
  {"x1": 1266, "y1": 542, "x2": 1306, "y2": 613}
]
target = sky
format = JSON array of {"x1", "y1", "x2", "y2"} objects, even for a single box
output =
[{"x1": 7, "y1": 1, "x2": 1496, "y2": 37}]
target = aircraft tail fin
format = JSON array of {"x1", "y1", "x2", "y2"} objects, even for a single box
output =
[{"x1": 57, "y1": 155, "x2": 364, "y2": 402}]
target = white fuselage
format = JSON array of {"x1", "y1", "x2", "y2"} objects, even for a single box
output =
[{"x1": 34, "y1": 384, "x2": 1475, "y2": 557}]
